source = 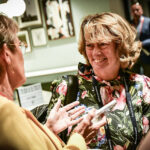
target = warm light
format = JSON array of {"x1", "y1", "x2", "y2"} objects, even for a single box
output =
[{"x1": 0, "y1": 0, "x2": 26, "y2": 18}]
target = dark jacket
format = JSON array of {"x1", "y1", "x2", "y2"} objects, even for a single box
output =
[{"x1": 138, "y1": 16, "x2": 150, "y2": 64}]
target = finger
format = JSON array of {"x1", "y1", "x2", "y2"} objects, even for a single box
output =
[
  {"x1": 74, "y1": 109, "x2": 95, "y2": 132},
  {"x1": 69, "y1": 117, "x2": 83, "y2": 126},
  {"x1": 68, "y1": 108, "x2": 85, "y2": 125},
  {"x1": 86, "y1": 138, "x2": 94, "y2": 146},
  {"x1": 74, "y1": 116, "x2": 92, "y2": 134},
  {"x1": 92, "y1": 116, "x2": 107, "y2": 129},
  {"x1": 71, "y1": 109, "x2": 85, "y2": 120},
  {"x1": 72, "y1": 109, "x2": 96, "y2": 135},
  {"x1": 52, "y1": 99, "x2": 61, "y2": 112},
  {"x1": 75, "y1": 109, "x2": 95, "y2": 137},
  {"x1": 63, "y1": 101, "x2": 80, "y2": 111},
  {"x1": 68, "y1": 106, "x2": 85, "y2": 117},
  {"x1": 85, "y1": 108, "x2": 96, "y2": 123},
  {"x1": 73, "y1": 117, "x2": 87, "y2": 133},
  {"x1": 85, "y1": 130, "x2": 97, "y2": 143}
]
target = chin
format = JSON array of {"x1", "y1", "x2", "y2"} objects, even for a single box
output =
[
  {"x1": 14, "y1": 77, "x2": 26, "y2": 89},
  {"x1": 21, "y1": 77, "x2": 26, "y2": 85}
]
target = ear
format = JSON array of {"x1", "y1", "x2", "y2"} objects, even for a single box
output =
[{"x1": 1, "y1": 43, "x2": 12, "y2": 65}]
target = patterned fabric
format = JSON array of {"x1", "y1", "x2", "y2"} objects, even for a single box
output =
[{"x1": 47, "y1": 62, "x2": 150, "y2": 150}]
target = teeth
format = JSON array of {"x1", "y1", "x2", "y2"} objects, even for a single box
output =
[
  {"x1": 95, "y1": 60, "x2": 101, "y2": 63},
  {"x1": 94, "y1": 58, "x2": 106, "y2": 63}
]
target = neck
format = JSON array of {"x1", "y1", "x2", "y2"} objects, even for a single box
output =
[
  {"x1": 133, "y1": 16, "x2": 141, "y2": 26},
  {"x1": 0, "y1": 74, "x2": 14, "y2": 100},
  {"x1": 0, "y1": 86, "x2": 13, "y2": 100}
]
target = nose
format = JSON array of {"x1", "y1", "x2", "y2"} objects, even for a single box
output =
[
  {"x1": 93, "y1": 44, "x2": 101, "y2": 56},
  {"x1": 134, "y1": 10, "x2": 138, "y2": 14}
]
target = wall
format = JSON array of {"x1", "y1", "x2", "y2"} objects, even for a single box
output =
[
  {"x1": 109, "y1": 0, "x2": 125, "y2": 18},
  {"x1": 25, "y1": 0, "x2": 111, "y2": 84}
]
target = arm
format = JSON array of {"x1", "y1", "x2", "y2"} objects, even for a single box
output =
[
  {"x1": 137, "y1": 130, "x2": 150, "y2": 150},
  {"x1": 0, "y1": 100, "x2": 45, "y2": 150},
  {"x1": 64, "y1": 132, "x2": 87, "y2": 150},
  {"x1": 142, "y1": 38, "x2": 150, "y2": 48},
  {"x1": 141, "y1": 19, "x2": 150, "y2": 49},
  {"x1": 0, "y1": 98, "x2": 88, "y2": 150}
]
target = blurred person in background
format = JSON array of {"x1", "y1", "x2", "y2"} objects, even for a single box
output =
[{"x1": 131, "y1": 2, "x2": 150, "y2": 77}]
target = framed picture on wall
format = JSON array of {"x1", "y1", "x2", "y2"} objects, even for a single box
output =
[
  {"x1": 42, "y1": 0, "x2": 75, "y2": 40},
  {"x1": 18, "y1": 30, "x2": 31, "y2": 53},
  {"x1": 18, "y1": 0, "x2": 42, "y2": 28},
  {"x1": 31, "y1": 27, "x2": 47, "y2": 47}
]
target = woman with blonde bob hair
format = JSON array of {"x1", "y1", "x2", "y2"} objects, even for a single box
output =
[
  {"x1": 36, "y1": 12, "x2": 150, "y2": 149},
  {"x1": 78, "y1": 12, "x2": 141, "y2": 70}
]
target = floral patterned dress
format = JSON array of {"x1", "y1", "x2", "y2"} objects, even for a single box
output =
[{"x1": 47, "y1": 63, "x2": 150, "y2": 150}]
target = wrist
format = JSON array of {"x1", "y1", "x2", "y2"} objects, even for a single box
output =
[{"x1": 45, "y1": 122, "x2": 53, "y2": 131}]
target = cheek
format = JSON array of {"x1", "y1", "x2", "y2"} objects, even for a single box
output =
[
  {"x1": 86, "y1": 50, "x2": 91, "y2": 60},
  {"x1": 108, "y1": 49, "x2": 119, "y2": 61}
]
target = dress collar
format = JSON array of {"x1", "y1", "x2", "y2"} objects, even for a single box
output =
[{"x1": 78, "y1": 62, "x2": 130, "y2": 86}]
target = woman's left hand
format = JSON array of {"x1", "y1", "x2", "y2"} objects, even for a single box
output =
[
  {"x1": 73, "y1": 109, "x2": 106, "y2": 145},
  {"x1": 45, "y1": 99, "x2": 85, "y2": 134}
]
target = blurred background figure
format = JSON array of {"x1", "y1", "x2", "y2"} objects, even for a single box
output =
[{"x1": 131, "y1": 1, "x2": 150, "y2": 77}]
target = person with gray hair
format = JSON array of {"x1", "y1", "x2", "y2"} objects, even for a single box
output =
[{"x1": 0, "y1": 13, "x2": 106, "y2": 150}]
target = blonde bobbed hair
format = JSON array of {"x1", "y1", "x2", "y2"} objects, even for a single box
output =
[{"x1": 78, "y1": 12, "x2": 142, "y2": 69}]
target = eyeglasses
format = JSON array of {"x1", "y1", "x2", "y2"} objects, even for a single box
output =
[
  {"x1": 18, "y1": 42, "x2": 28, "y2": 55},
  {"x1": 7, "y1": 41, "x2": 28, "y2": 55}
]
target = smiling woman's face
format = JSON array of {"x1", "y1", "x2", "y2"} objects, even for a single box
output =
[{"x1": 85, "y1": 31, "x2": 120, "y2": 81}]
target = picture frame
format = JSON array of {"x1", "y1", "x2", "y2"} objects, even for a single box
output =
[
  {"x1": 18, "y1": 0, "x2": 42, "y2": 28},
  {"x1": 31, "y1": 27, "x2": 47, "y2": 47},
  {"x1": 42, "y1": 0, "x2": 75, "y2": 40},
  {"x1": 18, "y1": 30, "x2": 31, "y2": 53}
]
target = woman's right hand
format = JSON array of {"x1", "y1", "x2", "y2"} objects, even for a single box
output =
[{"x1": 72, "y1": 109, "x2": 106, "y2": 145}]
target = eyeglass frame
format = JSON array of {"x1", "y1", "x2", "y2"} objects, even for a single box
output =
[{"x1": 7, "y1": 41, "x2": 28, "y2": 55}]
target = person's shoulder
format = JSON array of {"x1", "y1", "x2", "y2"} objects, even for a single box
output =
[
  {"x1": 0, "y1": 96, "x2": 21, "y2": 116},
  {"x1": 51, "y1": 75, "x2": 78, "y2": 86},
  {"x1": 49, "y1": 75, "x2": 79, "y2": 93},
  {"x1": 143, "y1": 16, "x2": 150, "y2": 21},
  {"x1": 0, "y1": 96, "x2": 15, "y2": 108},
  {"x1": 129, "y1": 72, "x2": 150, "y2": 83}
]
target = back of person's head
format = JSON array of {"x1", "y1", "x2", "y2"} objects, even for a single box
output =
[
  {"x1": 78, "y1": 12, "x2": 142, "y2": 69},
  {"x1": 131, "y1": 2, "x2": 143, "y2": 19},
  {"x1": 0, "y1": 13, "x2": 19, "y2": 52},
  {"x1": 0, "y1": 13, "x2": 19, "y2": 78}
]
